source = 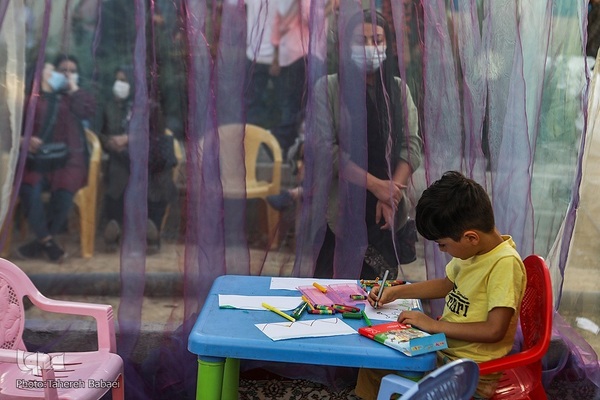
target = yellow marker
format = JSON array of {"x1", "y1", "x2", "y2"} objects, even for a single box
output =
[
  {"x1": 302, "y1": 295, "x2": 316, "y2": 310},
  {"x1": 262, "y1": 302, "x2": 296, "y2": 322},
  {"x1": 313, "y1": 282, "x2": 328, "y2": 293}
]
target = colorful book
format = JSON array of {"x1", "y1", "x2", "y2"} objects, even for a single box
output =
[{"x1": 358, "y1": 322, "x2": 448, "y2": 357}]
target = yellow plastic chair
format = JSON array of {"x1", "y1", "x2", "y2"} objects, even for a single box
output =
[
  {"x1": 244, "y1": 124, "x2": 282, "y2": 248},
  {"x1": 219, "y1": 124, "x2": 282, "y2": 248},
  {"x1": 160, "y1": 129, "x2": 184, "y2": 231},
  {"x1": 73, "y1": 129, "x2": 102, "y2": 258}
]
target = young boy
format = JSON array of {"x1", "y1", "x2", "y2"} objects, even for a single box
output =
[{"x1": 355, "y1": 171, "x2": 526, "y2": 400}]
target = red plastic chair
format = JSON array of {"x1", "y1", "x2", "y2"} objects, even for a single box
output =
[
  {"x1": 478, "y1": 254, "x2": 553, "y2": 400},
  {"x1": 0, "y1": 257, "x2": 124, "y2": 399}
]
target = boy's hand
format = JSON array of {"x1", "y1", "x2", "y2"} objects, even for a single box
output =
[
  {"x1": 367, "y1": 284, "x2": 395, "y2": 308},
  {"x1": 397, "y1": 310, "x2": 436, "y2": 332}
]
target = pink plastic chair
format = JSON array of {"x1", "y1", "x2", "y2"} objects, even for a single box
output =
[{"x1": 0, "y1": 257, "x2": 124, "y2": 399}]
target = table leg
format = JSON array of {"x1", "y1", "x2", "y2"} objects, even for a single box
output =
[
  {"x1": 221, "y1": 358, "x2": 240, "y2": 399},
  {"x1": 197, "y1": 357, "x2": 225, "y2": 400}
]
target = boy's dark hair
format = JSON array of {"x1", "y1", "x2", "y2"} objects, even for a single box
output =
[{"x1": 415, "y1": 171, "x2": 495, "y2": 241}]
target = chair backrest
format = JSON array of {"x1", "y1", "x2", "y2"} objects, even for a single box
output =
[
  {"x1": 85, "y1": 128, "x2": 102, "y2": 185},
  {"x1": 0, "y1": 258, "x2": 40, "y2": 351},
  {"x1": 520, "y1": 254, "x2": 553, "y2": 354},
  {"x1": 478, "y1": 254, "x2": 553, "y2": 375},
  {"x1": 379, "y1": 358, "x2": 479, "y2": 400},
  {"x1": 244, "y1": 123, "x2": 282, "y2": 185}
]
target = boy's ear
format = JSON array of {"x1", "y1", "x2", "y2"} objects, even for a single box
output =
[{"x1": 463, "y1": 230, "x2": 480, "y2": 244}]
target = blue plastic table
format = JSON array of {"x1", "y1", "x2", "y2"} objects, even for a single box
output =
[{"x1": 187, "y1": 275, "x2": 437, "y2": 400}]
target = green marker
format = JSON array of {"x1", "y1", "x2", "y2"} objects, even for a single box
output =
[
  {"x1": 362, "y1": 310, "x2": 372, "y2": 326},
  {"x1": 291, "y1": 301, "x2": 309, "y2": 319},
  {"x1": 342, "y1": 312, "x2": 363, "y2": 319}
]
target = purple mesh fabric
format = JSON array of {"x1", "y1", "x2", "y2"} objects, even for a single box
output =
[{"x1": 0, "y1": 0, "x2": 598, "y2": 396}]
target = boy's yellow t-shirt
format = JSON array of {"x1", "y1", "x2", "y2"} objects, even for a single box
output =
[{"x1": 440, "y1": 235, "x2": 526, "y2": 363}]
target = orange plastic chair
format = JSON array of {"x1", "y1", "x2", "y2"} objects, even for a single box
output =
[
  {"x1": 0, "y1": 257, "x2": 124, "y2": 399},
  {"x1": 478, "y1": 254, "x2": 553, "y2": 400}
]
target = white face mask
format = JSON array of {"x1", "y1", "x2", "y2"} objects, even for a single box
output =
[
  {"x1": 47, "y1": 71, "x2": 68, "y2": 92},
  {"x1": 69, "y1": 73, "x2": 79, "y2": 86},
  {"x1": 350, "y1": 45, "x2": 387, "y2": 72},
  {"x1": 113, "y1": 80, "x2": 130, "y2": 99}
]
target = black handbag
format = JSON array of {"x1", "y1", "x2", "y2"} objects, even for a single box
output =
[
  {"x1": 27, "y1": 142, "x2": 69, "y2": 172},
  {"x1": 26, "y1": 94, "x2": 69, "y2": 172}
]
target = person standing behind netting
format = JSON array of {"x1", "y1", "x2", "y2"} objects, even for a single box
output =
[
  {"x1": 269, "y1": 0, "x2": 311, "y2": 157},
  {"x1": 312, "y1": 10, "x2": 422, "y2": 280},
  {"x1": 242, "y1": 0, "x2": 280, "y2": 129}
]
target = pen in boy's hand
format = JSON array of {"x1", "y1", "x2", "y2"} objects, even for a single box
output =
[{"x1": 373, "y1": 269, "x2": 389, "y2": 309}]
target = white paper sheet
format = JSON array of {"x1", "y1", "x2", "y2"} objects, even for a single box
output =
[
  {"x1": 270, "y1": 277, "x2": 358, "y2": 291},
  {"x1": 364, "y1": 298, "x2": 422, "y2": 321},
  {"x1": 255, "y1": 317, "x2": 357, "y2": 341},
  {"x1": 218, "y1": 295, "x2": 303, "y2": 310}
]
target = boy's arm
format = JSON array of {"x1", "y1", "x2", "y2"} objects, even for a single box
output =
[
  {"x1": 398, "y1": 307, "x2": 515, "y2": 343},
  {"x1": 367, "y1": 277, "x2": 454, "y2": 307}
]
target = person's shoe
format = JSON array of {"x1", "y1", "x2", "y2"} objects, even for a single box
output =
[
  {"x1": 146, "y1": 219, "x2": 161, "y2": 254},
  {"x1": 16, "y1": 240, "x2": 43, "y2": 259},
  {"x1": 104, "y1": 220, "x2": 121, "y2": 252},
  {"x1": 266, "y1": 190, "x2": 294, "y2": 211},
  {"x1": 40, "y1": 238, "x2": 65, "y2": 262}
]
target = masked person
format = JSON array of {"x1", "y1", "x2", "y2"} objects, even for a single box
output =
[
  {"x1": 311, "y1": 10, "x2": 422, "y2": 279},
  {"x1": 99, "y1": 66, "x2": 176, "y2": 253},
  {"x1": 17, "y1": 55, "x2": 96, "y2": 262}
]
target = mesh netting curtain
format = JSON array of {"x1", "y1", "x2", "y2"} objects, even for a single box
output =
[{"x1": 0, "y1": 0, "x2": 598, "y2": 397}]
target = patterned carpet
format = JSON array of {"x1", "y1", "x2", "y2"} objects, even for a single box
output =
[{"x1": 237, "y1": 376, "x2": 600, "y2": 400}]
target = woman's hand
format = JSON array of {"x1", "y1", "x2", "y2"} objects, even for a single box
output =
[
  {"x1": 375, "y1": 200, "x2": 397, "y2": 230},
  {"x1": 369, "y1": 177, "x2": 405, "y2": 207},
  {"x1": 107, "y1": 134, "x2": 129, "y2": 152},
  {"x1": 28, "y1": 137, "x2": 43, "y2": 153}
]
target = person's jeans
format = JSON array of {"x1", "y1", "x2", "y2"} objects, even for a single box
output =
[
  {"x1": 272, "y1": 57, "x2": 306, "y2": 155},
  {"x1": 245, "y1": 60, "x2": 274, "y2": 128},
  {"x1": 20, "y1": 180, "x2": 74, "y2": 240}
]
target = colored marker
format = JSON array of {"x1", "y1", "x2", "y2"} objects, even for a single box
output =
[
  {"x1": 316, "y1": 305, "x2": 335, "y2": 311},
  {"x1": 313, "y1": 282, "x2": 328, "y2": 293},
  {"x1": 342, "y1": 312, "x2": 363, "y2": 319},
  {"x1": 291, "y1": 301, "x2": 309, "y2": 319},
  {"x1": 373, "y1": 269, "x2": 389, "y2": 309},
  {"x1": 350, "y1": 294, "x2": 367, "y2": 300},
  {"x1": 302, "y1": 296, "x2": 316, "y2": 310},
  {"x1": 309, "y1": 309, "x2": 334, "y2": 315},
  {"x1": 262, "y1": 302, "x2": 296, "y2": 322},
  {"x1": 362, "y1": 310, "x2": 372, "y2": 326},
  {"x1": 333, "y1": 304, "x2": 361, "y2": 313}
]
